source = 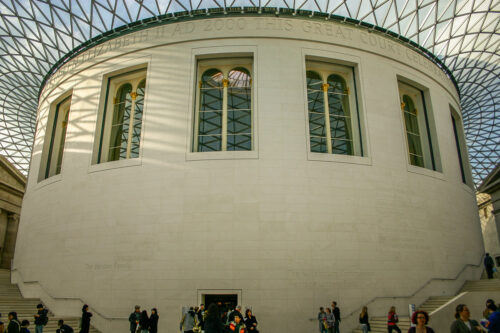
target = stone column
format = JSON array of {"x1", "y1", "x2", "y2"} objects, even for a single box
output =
[
  {"x1": 1, "y1": 213, "x2": 19, "y2": 269},
  {"x1": 0, "y1": 209, "x2": 8, "y2": 266}
]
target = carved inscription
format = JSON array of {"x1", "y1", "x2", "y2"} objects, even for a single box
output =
[{"x1": 44, "y1": 17, "x2": 455, "y2": 96}]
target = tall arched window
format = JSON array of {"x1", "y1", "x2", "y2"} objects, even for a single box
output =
[
  {"x1": 39, "y1": 94, "x2": 72, "y2": 181},
  {"x1": 194, "y1": 60, "x2": 253, "y2": 152},
  {"x1": 398, "y1": 81, "x2": 439, "y2": 171},
  {"x1": 96, "y1": 67, "x2": 147, "y2": 163},
  {"x1": 306, "y1": 62, "x2": 360, "y2": 156},
  {"x1": 401, "y1": 94, "x2": 424, "y2": 167}
]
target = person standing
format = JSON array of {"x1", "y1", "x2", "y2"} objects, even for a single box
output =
[
  {"x1": 79, "y1": 305, "x2": 92, "y2": 333},
  {"x1": 149, "y1": 308, "x2": 159, "y2": 333},
  {"x1": 332, "y1": 302, "x2": 341, "y2": 333},
  {"x1": 326, "y1": 308, "x2": 335, "y2": 333},
  {"x1": 1, "y1": 312, "x2": 5, "y2": 333},
  {"x1": 138, "y1": 310, "x2": 149, "y2": 333},
  {"x1": 318, "y1": 307, "x2": 328, "y2": 333},
  {"x1": 204, "y1": 304, "x2": 223, "y2": 333},
  {"x1": 129, "y1": 306, "x2": 141, "y2": 333},
  {"x1": 33, "y1": 304, "x2": 48, "y2": 333},
  {"x1": 485, "y1": 253, "x2": 495, "y2": 279},
  {"x1": 450, "y1": 304, "x2": 482, "y2": 333},
  {"x1": 180, "y1": 307, "x2": 196, "y2": 333},
  {"x1": 228, "y1": 315, "x2": 246, "y2": 333},
  {"x1": 359, "y1": 306, "x2": 370, "y2": 333},
  {"x1": 196, "y1": 304, "x2": 205, "y2": 331},
  {"x1": 408, "y1": 311, "x2": 435, "y2": 333},
  {"x1": 6, "y1": 312, "x2": 20, "y2": 333},
  {"x1": 244, "y1": 309, "x2": 258, "y2": 333},
  {"x1": 387, "y1": 306, "x2": 401, "y2": 333}
]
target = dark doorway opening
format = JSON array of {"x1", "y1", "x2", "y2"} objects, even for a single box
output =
[{"x1": 204, "y1": 294, "x2": 238, "y2": 311}]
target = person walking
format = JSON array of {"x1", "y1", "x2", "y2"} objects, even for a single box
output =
[
  {"x1": 408, "y1": 311, "x2": 435, "y2": 333},
  {"x1": 138, "y1": 310, "x2": 149, "y2": 333},
  {"x1": 6, "y1": 312, "x2": 20, "y2": 333},
  {"x1": 318, "y1": 307, "x2": 328, "y2": 333},
  {"x1": 33, "y1": 304, "x2": 48, "y2": 333},
  {"x1": 332, "y1": 302, "x2": 341, "y2": 333},
  {"x1": 359, "y1": 306, "x2": 370, "y2": 333},
  {"x1": 149, "y1": 308, "x2": 159, "y2": 333},
  {"x1": 129, "y1": 306, "x2": 141, "y2": 333},
  {"x1": 79, "y1": 305, "x2": 92, "y2": 333},
  {"x1": 450, "y1": 304, "x2": 482, "y2": 333},
  {"x1": 204, "y1": 304, "x2": 223, "y2": 333},
  {"x1": 485, "y1": 253, "x2": 495, "y2": 279},
  {"x1": 387, "y1": 306, "x2": 401, "y2": 333},
  {"x1": 180, "y1": 307, "x2": 196, "y2": 333}
]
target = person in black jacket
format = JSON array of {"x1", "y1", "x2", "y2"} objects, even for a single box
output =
[
  {"x1": 138, "y1": 310, "x2": 149, "y2": 333},
  {"x1": 204, "y1": 304, "x2": 223, "y2": 333},
  {"x1": 34, "y1": 304, "x2": 48, "y2": 333},
  {"x1": 359, "y1": 306, "x2": 370, "y2": 333},
  {"x1": 56, "y1": 320, "x2": 74, "y2": 333},
  {"x1": 129, "y1": 306, "x2": 141, "y2": 333},
  {"x1": 149, "y1": 308, "x2": 159, "y2": 333},
  {"x1": 244, "y1": 309, "x2": 258, "y2": 333},
  {"x1": 79, "y1": 305, "x2": 92, "y2": 333},
  {"x1": 331, "y1": 302, "x2": 341, "y2": 333},
  {"x1": 7, "y1": 312, "x2": 20, "y2": 333}
]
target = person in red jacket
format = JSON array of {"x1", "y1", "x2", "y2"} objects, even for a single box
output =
[{"x1": 387, "y1": 306, "x2": 401, "y2": 333}]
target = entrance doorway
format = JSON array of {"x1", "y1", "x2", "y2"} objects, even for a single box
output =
[{"x1": 204, "y1": 294, "x2": 238, "y2": 310}]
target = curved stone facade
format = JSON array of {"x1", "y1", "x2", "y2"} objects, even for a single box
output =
[{"x1": 14, "y1": 16, "x2": 482, "y2": 333}]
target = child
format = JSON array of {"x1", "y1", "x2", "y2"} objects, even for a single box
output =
[
  {"x1": 20, "y1": 320, "x2": 30, "y2": 333},
  {"x1": 56, "y1": 319, "x2": 74, "y2": 333}
]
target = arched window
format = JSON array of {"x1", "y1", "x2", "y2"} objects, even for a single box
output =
[
  {"x1": 39, "y1": 94, "x2": 71, "y2": 180},
  {"x1": 327, "y1": 74, "x2": 352, "y2": 155},
  {"x1": 306, "y1": 71, "x2": 327, "y2": 153},
  {"x1": 96, "y1": 67, "x2": 147, "y2": 163},
  {"x1": 194, "y1": 61, "x2": 253, "y2": 152},
  {"x1": 197, "y1": 69, "x2": 223, "y2": 151},
  {"x1": 401, "y1": 94, "x2": 424, "y2": 167},
  {"x1": 109, "y1": 83, "x2": 133, "y2": 161},
  {"x1": 306, "y1": 63, "x2": 359, "y2": 156}
]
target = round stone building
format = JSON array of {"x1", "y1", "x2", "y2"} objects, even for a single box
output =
[{"x1": 13, "y1": 11, "x2": 483, "y2": 333}]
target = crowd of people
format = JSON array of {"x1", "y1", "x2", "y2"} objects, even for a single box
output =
[
  {"x1": 316, "y1": 298, "x2": 500, "y2": 333},
  {"x1": 178, "y1": 303, "x2": 258, "y2": 333},
  {"x1": 0, "y1": 303, "x2": 90, "y2": 333}
]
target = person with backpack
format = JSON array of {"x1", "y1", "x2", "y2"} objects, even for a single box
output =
[
  {"x1": 79, "y1": 305, "x2": 92, "y2": 333},
  {"x1": 6, "y1": 312, "x2": 20, "y2": 333},
  {"x1": 387, "y1": 306, "x2": 401, "y2": 333},
  {"x1": 19, "y1": 320, "x2": 30, "y2": 333},
  {"x1": 180, "y1": 307, "x2": 196, "y2": 333},
  {"x1": 56, "y1": 320, "x2": 74, "y2": 333},
  {"x1": 33, "y1": 304, "x2": 48, "y2": 333}
]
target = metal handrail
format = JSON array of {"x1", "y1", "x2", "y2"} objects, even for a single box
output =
[
  {"x1": 341, "y1": 254, "x2": 484, "y2": 321},
  {"x1": 10, "y1": 268, "x2": 128, "y2": 320}
]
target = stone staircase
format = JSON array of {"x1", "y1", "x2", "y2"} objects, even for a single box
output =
[
  {"x1": 0, "y1": 269, "x2": 100, "y2": 333},
  {"x1": 460, "y1": 279, "x2": 500, "y2": 292},
  {"x1": 352, "y1": 278, "x2": 500, "y2": 333}
]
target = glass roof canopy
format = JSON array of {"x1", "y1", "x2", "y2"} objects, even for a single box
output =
[{"x1": 0, "y1": 0, "x2": 498, "y2": 186}]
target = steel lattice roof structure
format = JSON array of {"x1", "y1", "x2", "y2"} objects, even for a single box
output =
[{"x1": 0, "y1": 0, "x2": 498, "y2": 186}]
